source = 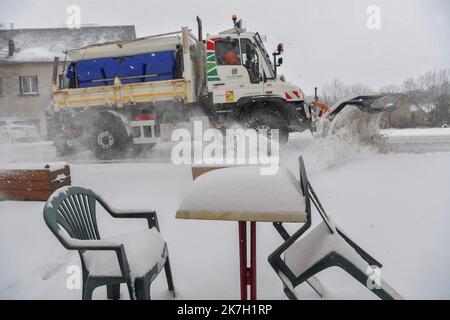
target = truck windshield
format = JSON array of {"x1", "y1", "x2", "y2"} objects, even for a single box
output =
[{"x1": 254, "y1": 33, "x2": 276, "y2": 79}]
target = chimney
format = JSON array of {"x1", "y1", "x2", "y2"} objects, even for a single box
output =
[{"x1": 8, "y1": 40, "x2": 15, "y2": 57}]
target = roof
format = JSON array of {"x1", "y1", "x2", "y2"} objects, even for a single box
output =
[{"x1": 0, "y1": 26, "x2": 136, "y2": 63}]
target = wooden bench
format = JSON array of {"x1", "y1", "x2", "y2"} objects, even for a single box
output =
[
  {"x1": 191, "y1": 166, "x2": 228, "y2": 180},
  {"x1": 0, "y1": 163, "x2": 71, "y2": 201}
]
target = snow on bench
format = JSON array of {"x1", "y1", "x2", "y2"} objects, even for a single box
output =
[{"x1": 0, "y1": 162, "x2": 71, "y2": 201}]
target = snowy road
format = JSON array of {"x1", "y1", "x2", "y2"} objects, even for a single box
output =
[
  {"x1": 0, "y1": 128, "x2": 449, "y2": 299},
  {"x1": 1, "y1": 128, "x2": 450, "y2": 165}
]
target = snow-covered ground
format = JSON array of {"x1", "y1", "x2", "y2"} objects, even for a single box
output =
[
  {"x1": 381, "y1": 128, "x2": 450, "y2": 153},
  {"x1": 0, "y1": 129, "x2": 449, "y2": 299}
]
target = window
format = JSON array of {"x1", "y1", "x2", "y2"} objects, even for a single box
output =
[
  {"x1": 240, "y1": 39, "x2": 260, "y2": 84},
  {"x1": 215, "y1": 39, "x2": 241, "y2": 65},
  {"x1": 0, "y1": 77, "x2": 3, "y2": 96},
  {"x1": 254, "y1": 33, "x2": 276, "y2": 79},
  {"x1": 19, "y1": 76, "x2": 38, "y2": 95}
]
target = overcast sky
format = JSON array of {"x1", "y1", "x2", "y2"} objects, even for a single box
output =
[{"x1": 1, "y1": 0, "x2": 449, "y2": 94}]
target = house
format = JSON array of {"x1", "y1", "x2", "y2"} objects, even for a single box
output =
[
  {"x1": 380, "y1": 95, "x2": 427, "y2": 128},
  {"x1": 0, "y1": 26, "x2": 136, "y2": 136}
]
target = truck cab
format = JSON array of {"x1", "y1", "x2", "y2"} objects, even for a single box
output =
[
  {"x1": 204, "y1": 19, "x2": 309, "y2": 142},
  {"x1": 207, "y1": 30, "x2": 304, "y2": 104}
]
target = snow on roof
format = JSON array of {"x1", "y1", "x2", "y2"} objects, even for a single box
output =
[
  {"x1": 67, "y1": 35, "x2": 182, "y2": 61},
  {"x1": 8, "y1": 47, "x2": 67, "y2": 62},
  {"x1": 0, "y1": 26, "x2": 136, "y2": 62}
]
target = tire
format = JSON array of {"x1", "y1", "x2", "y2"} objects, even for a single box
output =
[
  {"x1": 242, "y1": 108, "x2": 289, "y2": 144},
  {"x1": 91, "y1": 117, "x2": 130, "y2": 160}
]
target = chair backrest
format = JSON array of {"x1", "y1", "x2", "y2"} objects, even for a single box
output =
[
  {"x1": 298, "y1": 156, "x2": 335, "y2": 233},
  {"x1": 298, "y1": 156, "x2": 311, "y2": 222},
  {"x1": 43, "y1": 186, "x2": 102, "y2": 243}
]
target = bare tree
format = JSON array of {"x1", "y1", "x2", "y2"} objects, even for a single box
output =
[
  {"x1": 320, "y1": 69, "x2": 449, "y2": 128},
  {"x1": 348, "y1": 84, "x2": 372, "y2": 95},
  {"x1": 320, "y1": 79, "x2": 372, "y2": 106},
  {"x1": 380, "y1": 84, "x2": 402, "y2": 94},
  {"x1": 415, "y1": 69, "x2": 450, "y2": 126}
]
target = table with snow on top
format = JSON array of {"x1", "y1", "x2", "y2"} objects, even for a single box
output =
[{"x1": 176, "y1": 166, "x2": 307, "y2": 300}]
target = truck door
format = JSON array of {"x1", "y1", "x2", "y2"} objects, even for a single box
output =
[{"x1": 207, "y1": 37, "x2": 263, "y2": 104}]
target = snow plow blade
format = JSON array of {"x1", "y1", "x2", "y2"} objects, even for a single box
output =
[
  {"x1": 313, "y1": 93, "x2": 403, "y2": 143},
  {"x1": 327, "y1": 93, "x2": 401, "y2": 116}
]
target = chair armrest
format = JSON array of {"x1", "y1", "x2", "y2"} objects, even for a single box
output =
[
  {"x1": 93, "y1": 194, "x2": 160, "y2": 230},
  {"x1": 268, "y1": 221, "x2": 314, "y2": 292},
  {"x1": 63, "y1": 237, "x2": 132, "y2": 279},
  {"x1": 268, "y1": 220, "x2": 312, "y2": 276},
  {"x1": 273, "y1": 222, "x2": 291, "y2": 241},
  {"x1": 112, "y1": 210, "x2": 160, "y2": 231},
  {"x1": 105, "y1": 206, "x2": 160, "y2": 231}
]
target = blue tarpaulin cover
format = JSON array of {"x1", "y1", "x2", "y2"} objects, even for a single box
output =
[{"x1": 67, "y1": 51, "x2": 175, "y2": 88}]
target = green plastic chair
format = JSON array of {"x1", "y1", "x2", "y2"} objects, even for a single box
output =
[
  {"x1": 43, "y1": 186, "x2": 175, "y2": 300},
  {"x1": 268, "y1": 157, "x2": 402, "y2": 300}
]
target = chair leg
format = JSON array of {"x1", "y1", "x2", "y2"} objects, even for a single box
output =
[
  {"x1": 81, "y1": 269, "x2": 88, "y2": 300},
  {"x1": 283, "y1": 285, "x2": 298, "y2": 300},
  {"x1": 107, "y1": 283, "x2": 121, "y2": 300},
  {"x1": 83, "y1": 281, "x2": 95, "y2": 300},
  {"x1": 134, "y1": 276, "x2": 151, "y2": 300},
  {"x1": 126, "y1": 280, "x2": 135, "y2": 300},
  {"x1": 82, "y1": 283, "x2": 86, "y2": 300},
  {"x1": 164, "y1": 257, "x2": 175, "y2": 297}
]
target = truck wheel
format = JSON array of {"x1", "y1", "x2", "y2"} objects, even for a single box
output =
[
  {"x1": 91, "y1": 119, "x2": 129, "y2": 160},
  {"x1": 243, "y1": 109, "x2": 289, "y2": 144}
]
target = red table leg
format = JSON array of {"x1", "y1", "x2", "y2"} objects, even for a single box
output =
[
  {"x1": 250, "y1": 221, "x2": 257, "y2": 300},
  {"x1": 238, "y1": 221, "x2": 247, "y2": 300},
  {"x1": 238, "y1": 221, "x2": 257, "y2": 300}
]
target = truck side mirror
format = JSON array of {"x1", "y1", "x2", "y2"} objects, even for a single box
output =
[{"x1": 277, "y1": 43, "x2": 284, "y2": 54}]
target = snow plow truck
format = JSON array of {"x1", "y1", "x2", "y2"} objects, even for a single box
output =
[{"x1": 49, "y1": 16, "x2": 399, "y2": 159}]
